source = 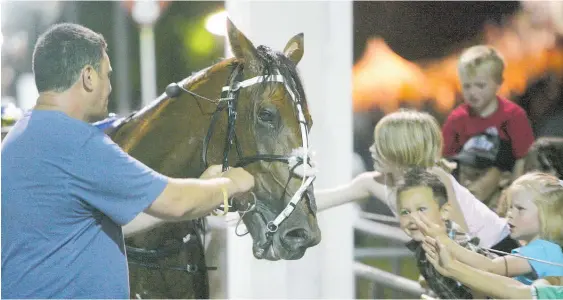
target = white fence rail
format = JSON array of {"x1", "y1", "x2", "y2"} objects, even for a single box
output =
[
  {"x1": 354, "y1": 217, "x2": 410, "y2": 243},
  {"x1": 353, "y1": 213, "x2": 427, "y2": 298},
  {"x1": 354, "y1": 262, "x2": 425, "y2": 297}
]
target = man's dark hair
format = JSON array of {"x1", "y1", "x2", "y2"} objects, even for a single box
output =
[
  {"x1": 32, "y1": 23, "x2": 107, "y2": 93},
  {"x1": 397, "y1": 167, "x2": 448, "y2": 207}
]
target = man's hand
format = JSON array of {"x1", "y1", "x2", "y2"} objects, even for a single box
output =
[
  {"x1": 200, "y1": 165, "x2": 224, "y2": 180},
  {"x1": 221, "y1": 167, "x2": 255, "y2": 195},
  {"x1": 200, "y1": 165, "x2": 255, "y2": 195}
]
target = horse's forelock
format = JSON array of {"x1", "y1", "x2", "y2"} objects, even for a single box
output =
[{"x1": 250, "y1": 45, "x2": 310, "y2": 126}]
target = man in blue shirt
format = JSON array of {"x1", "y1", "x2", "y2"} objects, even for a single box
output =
[{"x1": 1, "y1": 23, "x2": 255, "y2": 299}]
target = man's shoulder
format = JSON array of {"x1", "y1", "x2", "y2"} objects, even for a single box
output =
[{"x1": 29, "y1": 110, "x2": 98, "y2": 143}]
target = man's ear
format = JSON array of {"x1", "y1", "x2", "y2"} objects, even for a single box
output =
[{"x1": 81, "y1": 65, "x2": 95, "y2": 92}]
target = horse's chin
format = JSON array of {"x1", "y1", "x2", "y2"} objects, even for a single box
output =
[
  {"x1": 252, "y1": 242, "x2": 280, "y2": 261},
  {"x1": 251, "y1": 238, "x2": 307, "y2": 261},
  {"x1": 245, "y1": 216, "x2": 307, "y2": 261}
]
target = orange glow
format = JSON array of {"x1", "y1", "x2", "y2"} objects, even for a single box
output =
[{"x1": 353, "y1": 9, "x2": 563, "y2": 113}]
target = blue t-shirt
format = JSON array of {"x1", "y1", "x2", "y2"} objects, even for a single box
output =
[
  {"x1": 512, "y1": 239, "x2": 563, "y2": 285},
  {"x1": 1, "y1": 110, "x2": 168, "y2": 299}
]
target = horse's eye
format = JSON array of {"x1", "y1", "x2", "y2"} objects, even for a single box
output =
[{"x1": 258, "y1": 109, "x2": 275, "y2": 122}]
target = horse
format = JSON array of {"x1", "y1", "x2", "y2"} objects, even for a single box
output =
[{"x1": 105, "y1": 18, "x2": 322, "y2": 298}]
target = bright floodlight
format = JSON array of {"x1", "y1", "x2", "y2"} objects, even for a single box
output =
[{"x1": 205, "y1": 11, "x2": 228, "y2": 37}]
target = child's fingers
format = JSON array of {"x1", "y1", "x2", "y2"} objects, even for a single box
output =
[
  {"x1": 412, "y1": 214, "x2": 429, "y2": 233},
  {"x1": 437, "y1": 242, "x2": 452, "y2": 258},
  {"x1": 422, "y1": 241, "x2": 438, "y2": 258},
  {"x1": 417, "y1": 212, "x2": 434, "y2": 226},
  {"x1": 425, "y1": 252, "x2": 440, "y2": 268},
  {"x1": 438, "y1": 242, "x2": 447, "y2": 252},
  {"x1": 424, "y1": 236, "x2": 438, "y2": 248}
]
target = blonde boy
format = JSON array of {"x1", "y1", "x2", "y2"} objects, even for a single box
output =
[{"x1": 442, "y1": 45, "x2": 534, "y2": 182}]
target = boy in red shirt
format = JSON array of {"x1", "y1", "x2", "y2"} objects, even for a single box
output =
[{"x1": 443, "y1": 45, "x2": 534, "y2": 184}]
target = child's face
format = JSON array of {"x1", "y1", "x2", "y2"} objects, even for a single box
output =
[
  {"x1": 506, "y1": 187, "x2": 541, "y2": 242},
  {"x1": 459, "y1": 64, "x2": 500, "y2": 113},
  {"x1": 398, "y1": 186, "x2": 445, "y2": 242},
  {"x1": 458, "y1": 164, "x2": 501, "y2": 202}
]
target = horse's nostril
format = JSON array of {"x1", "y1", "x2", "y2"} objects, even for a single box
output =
[{"x1": 282, "y1": 228, "x2": 309, "y2": 244}]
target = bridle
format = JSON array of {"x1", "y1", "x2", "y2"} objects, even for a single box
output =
[
  {"x1": 112, "y1": 61, "x2": 317, "y2": 278},
  {"x1": 166, "y1": 62, "x2": 317, "y2": 240}
]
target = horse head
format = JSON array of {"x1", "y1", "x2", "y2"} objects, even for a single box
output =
[{"x1": 109, "y1": 18, "x2": 321, "y2": 261}]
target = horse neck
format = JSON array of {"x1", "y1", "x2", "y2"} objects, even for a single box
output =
[{"x1": 109, "y1": 58, "x2": 238, "y2": 178}]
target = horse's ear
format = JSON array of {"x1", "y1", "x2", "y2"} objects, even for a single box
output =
[
  {"x1": 283, "y1": 33, "x2": 304, "y2": 65},
  {"x1": 227, "y1": 18, "x2": 259, "y2": 64}
]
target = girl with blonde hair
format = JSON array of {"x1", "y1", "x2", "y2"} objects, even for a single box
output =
[
  {"x1": 314, "y1": 109, "x2": 511, "y2": 250},
  {"x1": 415, "y1": 172, "x2": 563, "y2": 285}
]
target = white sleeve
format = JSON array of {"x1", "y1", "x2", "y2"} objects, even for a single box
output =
[{"x1": 449, "y1": 174, "x2": 509, "y2": 248}]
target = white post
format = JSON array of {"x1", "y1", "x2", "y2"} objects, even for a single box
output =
[
  {"x1": 138, "y1": 25, "x2": 157, "y2": 107},
  {"x1": 131, "y1": 0, "x2": 160, "y2": 108},
  {"x1": 220, "y1": 1, "x2": 355, "y2": 298}
]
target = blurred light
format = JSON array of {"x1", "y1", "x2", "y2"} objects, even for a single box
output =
[
  {"x1": 205, "y1": 10, "x2": 227, "y2": 36},
  {"x1": 185, "y1": 27, "x2": 215, "y2": 56},
  {"x1": 16, "y1": 73, "x2": 39, "y2": 111},
  {"x1": 0, "y1": 1, "x2": 3, "y2": 48},
  {"x1": 132, "y1": 0, "x2": 161, "y2": 25}
]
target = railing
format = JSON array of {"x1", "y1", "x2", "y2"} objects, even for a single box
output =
[
  {"x1": 354, "y1": 262, "x2": 425, "y2": 296},
  {"x1": 353, "y1": 213, "x2": 426, "y2": 298}
]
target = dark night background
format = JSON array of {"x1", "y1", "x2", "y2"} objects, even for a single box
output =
[{"x1": 2, "y1": 1, "x2": 522, "y2": 113}]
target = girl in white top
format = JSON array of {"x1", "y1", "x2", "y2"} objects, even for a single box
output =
[{"x1": 314, "y1": 109, "x2": 509, "y2": 249}]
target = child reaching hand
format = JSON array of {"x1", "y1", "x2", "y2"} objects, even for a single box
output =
[
  {"x1": 422, "y1": 238, "x2": 563, "y2": 299},
  {"x1": 413, "y1": 172, "x2": 563, "y2": 285}
]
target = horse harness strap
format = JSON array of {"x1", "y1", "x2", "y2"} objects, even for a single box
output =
[
  {"x1": 126, "y1": 233, "x2": 217, "y2": 273},
  {"x1": 125, "y1": 61, "x2": 318, "y2": 267},
  {"x1": 168, "y1": 63, "x2": 316, "y2": 235},
  {"x1": 207, "y1": 63, "x2": 315, "y2": 234}
]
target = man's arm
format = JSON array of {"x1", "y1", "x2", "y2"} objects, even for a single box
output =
[
  {"x1": 122, "y1": 164, "x2": 246, "y2": 236},
  {"x1": 123, "y1": 212, "x2": 166, "y2": 237},
  {"x1": 145, "y1": 167, "x2": 253, "y2": 221},
  {"x1": 124, "y1": 177, "x2": 241, "y2": 237}
]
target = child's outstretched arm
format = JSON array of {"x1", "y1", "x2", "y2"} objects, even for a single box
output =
[
  {"x1": 413, "y1": 213, "x2": 533, "y2": 277},
  {"x1": 316, "y1": 171, "x2": 386, "y2": 212},
  {"x1": 423, "y1": 240, "x2": 534, "y2": 299}
]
